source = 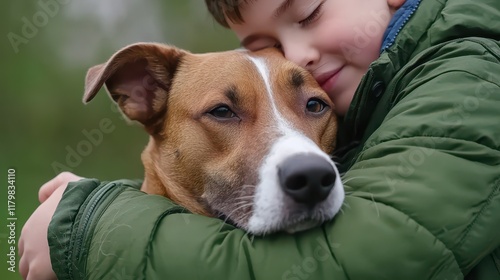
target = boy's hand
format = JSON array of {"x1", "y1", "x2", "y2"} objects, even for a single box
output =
[
  {"x1": 19, "y1": 172, "x2": 83, "y2": 280},
  {"x1": 38, "y1": 172, "x2": 83, "y2": 203}
]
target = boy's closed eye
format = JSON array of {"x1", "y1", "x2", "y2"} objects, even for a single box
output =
[
  {"x1": 240, "y1": 0, "x2": 326, "y2": 52},
  {"x1": 298, "y1": 0, "x2": 325, "y2": 27}
]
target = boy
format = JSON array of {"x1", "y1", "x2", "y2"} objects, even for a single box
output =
[{"x1": 20, "y1": 0, "x2": 500, "y2": 279}]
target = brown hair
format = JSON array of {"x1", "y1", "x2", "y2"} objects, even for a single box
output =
[{"x1": 204, "y1": 0, "x2": 252, "y2": 28}]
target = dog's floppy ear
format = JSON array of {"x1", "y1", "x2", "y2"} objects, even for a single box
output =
[{"x1": 83, "y1": 42, "x2": 187, "y2": 134}]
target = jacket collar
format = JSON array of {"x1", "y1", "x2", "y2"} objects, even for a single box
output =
[
  {"x1": 338, "y1": 0, "x2": 500, "y2": 164},
  {"x1": 337, "y1": 0, "x2": 440, "y2": 158},
  {"x1": 380, "y1": 0, "x2": 422, "y2": 53}
]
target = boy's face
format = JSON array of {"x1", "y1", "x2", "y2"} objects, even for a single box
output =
[{"x1": 228, "y1": 0, "x2": 403, "y2": 116}]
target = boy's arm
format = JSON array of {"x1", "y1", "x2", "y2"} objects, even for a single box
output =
[
  {"x1": 48, "y1": 40, "x2": 500, "y2": 279},
  {"x1": 49, "y1": 178, "x2": 461, "y2": 280},
  {"x1": 342, "y1": 38, "x2": 500, "y2": 274},
  {"x1": 19, "y1": 172, "x2": 82, "y2": 280}
]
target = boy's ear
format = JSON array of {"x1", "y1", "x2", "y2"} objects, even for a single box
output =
[
  {"x1": 83, "y1": 43, "x2": 187, "y2": 134},
  {"x1": 387, "y1": 0, "x2": 406, "y2": 12}
]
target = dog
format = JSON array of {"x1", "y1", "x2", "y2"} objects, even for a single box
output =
[{"x1": 83, "y1": 43, "x2": 344, "y2": 235}]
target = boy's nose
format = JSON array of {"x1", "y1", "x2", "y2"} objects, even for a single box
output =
[{"x1": 282, "y1": 41, "x2": 319, "y2": 69}]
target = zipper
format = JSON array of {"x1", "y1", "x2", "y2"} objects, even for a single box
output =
[
  {"x1": 70, "y1": 182, "x2": 117, "y2": 278},
  {"x1": 381, "y1": 0, "x2": 422, "y2": 51}
]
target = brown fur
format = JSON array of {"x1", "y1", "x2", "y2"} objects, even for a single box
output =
[{"x1": 84, "y1": 43, "x2": 337, "y2": 221}]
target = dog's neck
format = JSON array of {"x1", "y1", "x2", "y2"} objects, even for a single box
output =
[{"x1": 140, "y1": 138, "x2": 212, "y2": 216}]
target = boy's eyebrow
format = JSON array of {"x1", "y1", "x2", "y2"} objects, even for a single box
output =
[
  {"x1": 240, "y1": 0, "x2": 294, "y2": 47},
  {"x1": 274, "y1": 0, "x2": 295, "y2": 18}
]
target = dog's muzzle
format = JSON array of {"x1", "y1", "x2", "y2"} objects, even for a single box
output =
[{"x1": 278, "y1": 153, "x2": 336, "y2": 206}]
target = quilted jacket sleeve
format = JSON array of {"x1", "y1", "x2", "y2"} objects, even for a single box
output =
[
  {"x1": 48, "y1": 40, "x2": 500, "y2": 280},
  {"x1": 49, "y1": 179, "x2": 463, "y2": 280},
  {"x1": 342, "y1": 38, "x2": 500, "y2": 276}
]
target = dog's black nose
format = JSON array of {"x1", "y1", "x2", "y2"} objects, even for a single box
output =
[{"x1": 278, "y1": 153, "x2": 336, "y2": 206}]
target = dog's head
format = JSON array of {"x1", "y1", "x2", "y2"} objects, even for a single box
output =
[{"x1": 84, "y1": 43, "x2": 344, "y2": 235}]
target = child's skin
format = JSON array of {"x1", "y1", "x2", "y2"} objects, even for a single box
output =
[
  {"x1": 19, "y1": 172, "x2": 82, "y2": 280},
  {"x1": 19, "y1": 0, "x2": 406, "y2": 279},
  {"x1": 228, "y1": 0, "x2": 404, "y2": 115}
]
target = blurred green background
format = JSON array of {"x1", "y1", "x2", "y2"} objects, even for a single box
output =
[{"x1": 0, "y1": 1, "x2": 237, "y2": 279}]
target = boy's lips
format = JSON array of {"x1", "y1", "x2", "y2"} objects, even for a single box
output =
[{"x1": 315, "y1": 66, "x2": 344, "y2": 92}]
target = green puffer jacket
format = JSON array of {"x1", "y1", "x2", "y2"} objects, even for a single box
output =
[{"x1": 49, "y1": 0, "x2": 500, "y2": 279}]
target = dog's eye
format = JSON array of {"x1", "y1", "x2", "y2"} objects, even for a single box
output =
[
  {"x1": 209, "y1": 106, "x2": 236, "y2": 119},
  {"x1": 306, "y1": 98, "x2": 328, "y2": 114}
]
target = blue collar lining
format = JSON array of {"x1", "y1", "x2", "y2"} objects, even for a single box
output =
[{"x1": 380, "y1": 0, "x2": 422, "y2": 53}]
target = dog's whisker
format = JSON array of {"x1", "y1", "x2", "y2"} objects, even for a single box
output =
[
  {"x1": 87, "y1": 43, "x2": 345, "y2": 236},
  {"x1": 229, "y1": 203, "x2": 253, "y2": 216},
  {"x1": 235, "y1": 195, "x2": 255, "y2": 201},
  {"x1": 216, "y1": 207, "x2": 252, "y2": 234},
  {"x1": 245, "y1": 232, "x2": 255, "y2": 243},
  {"x1": 217, "y1": 202, "x2": 253, "y2": 229},
  {"x1": 216, "y1": 221, "x2": 229, "y2": 234},
  {"x1": 233, "y1": 200, "x2": 252, "y2": 207},
  {"x1": 370, "y1": 193, "x2": 380, "y2": 217},
  {"x1": 341, "y1": 176, "x2": 370, "y2": 184}
]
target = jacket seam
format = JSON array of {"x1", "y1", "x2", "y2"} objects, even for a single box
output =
[
  {"x1": 142, "y1": 207, "x2": 190, "y2": 279},
  {"x1": 494, "y1": 252, "x2": 500, "y2": 274},
  {"x1": 362, "y1": 135, "x2": 500, "y2": 155},
  {"x1": 78, "y1": 185, "x2": 127, "y2": 279},
  {"x1": 395, "y1": 67, "x2": 500, "y2": 112},
  {"x1": 387, "y1": 40, "x2": 500, "y2": 110},
  {"x1": 459, "y1": 176, "x2": 500, "y2": 247},
  {"x1": 451, "y1": 66, "x2": 500, "y2": 89},
  {"x1": 346, "y1": 195, "x2": 460, "y2": 276},
  {"x1": 355, "y1": 136, "x2": 500, "y2": 273},
  {"x1": 67, "y1": 183, "x2": 104, "y2": 280},
  {"x1": 320, "y1": 226, "x2": 352, "y2": 280}
]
